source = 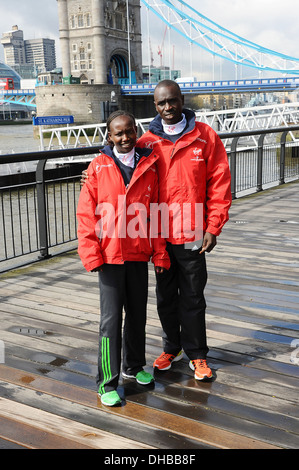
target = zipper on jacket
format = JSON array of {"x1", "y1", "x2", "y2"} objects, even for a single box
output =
[
  {"x1": 170, "y1": 146, "x2": 176, "y2": 159},
  {"x1": 126, "y1": 153, "x2": 158, "y2": 192}
]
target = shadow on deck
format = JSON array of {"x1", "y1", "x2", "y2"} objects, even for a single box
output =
[{"x1": 0, "y1": 182, "x2": 298, "y2": 450}]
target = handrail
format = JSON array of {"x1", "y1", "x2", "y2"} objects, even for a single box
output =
[
  {"x1": 0, "y1": 125, "x2": 299, "y2": 269},
  {"x1": 0, "y1": 145, "x2": 102, "y2": 164},
  {"x1": 1, "y1": 124, "x2": 299, "y2": 165}
]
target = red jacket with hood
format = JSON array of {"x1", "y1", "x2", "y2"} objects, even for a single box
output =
[
  {"x1": 138, "y1": 108, "x2": 232, "y2": 244},
  {"x1": 76, "y1": 145, "x2": 170, "y2": 272}
]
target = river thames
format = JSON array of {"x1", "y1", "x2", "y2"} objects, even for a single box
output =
[
  {"x1": 0, "y1": 123, "x2": 40, "y2": 176},
  {"x1": 0, "y1": 123, "x2": 39, "y2": 153}
]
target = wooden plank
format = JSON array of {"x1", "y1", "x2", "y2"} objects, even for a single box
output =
[
  {"x1": 0, "y1": 416, "x2": 94, "y2": 449},
  {"x1": 0, "y1": 365, "x2": 280, "y2": 449},
  {"x1": 0, "y1": 398, "x2": 154, "y2": 450},
  {"x1": 0, "y1": 379, "x2": 211, "y2": 449},
  {"x1": 0, "y1": 182, "x2": 298, "y2": 450}
]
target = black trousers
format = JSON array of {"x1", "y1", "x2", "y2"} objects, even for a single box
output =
[
  {"x1": 155, "y1": 242, "x2": 209, "y2": 360},
  {"x1": 97, "y1": 261, "x2": 148, "y2": 394}
]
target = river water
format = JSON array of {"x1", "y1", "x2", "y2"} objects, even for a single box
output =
[
  {"x1": 0, "y1": 123, "x2": 39, "y2": 154},
  {"x1": 0, "y1": 123, "x2": 40, "y2": 175},
  {"x1": 0, "y1": 124, "x2": 80, "y2": 270}
]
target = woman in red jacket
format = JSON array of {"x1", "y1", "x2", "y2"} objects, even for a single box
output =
[{"x1": 77, "y1": 110, "x2": 170, "y2": 406}]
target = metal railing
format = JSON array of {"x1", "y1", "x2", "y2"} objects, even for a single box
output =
[
  {"x1": 0, "y1": 126, "x2": 299, "y2": 271},
  {"x1": 219, "y1": 125, "x2": 299, "y2": 198}
]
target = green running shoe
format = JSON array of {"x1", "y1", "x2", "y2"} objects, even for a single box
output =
[
  {"x1": 122, "y1": 369, "x2": 154, "y2": 385},
  {"x1": 99, "y1": 390, "x2": 121, "y2": 406},
  {"x1": 136, "y1": 370, "x2": 154, "y2": 385}
]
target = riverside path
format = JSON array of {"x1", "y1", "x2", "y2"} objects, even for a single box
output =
[{"x1": 0, "y1": 181, "x2": 298, "y2": 450}]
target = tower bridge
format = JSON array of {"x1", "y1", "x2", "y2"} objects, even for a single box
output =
[
  {"x1": 56, "y1": 0, "x2": 299, "y2": 87},
  {"x1": 2, "y1": 1, "x2": 299, "y2": 122},
  {"x1": 2, "y1": 75, "x2": 299, "y2": 108}
]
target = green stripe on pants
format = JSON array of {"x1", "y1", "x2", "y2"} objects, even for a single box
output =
[{"x1": 99, "y1": 337, "x2": 111, "y2": 395}]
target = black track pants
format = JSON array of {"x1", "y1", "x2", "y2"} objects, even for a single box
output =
[
  {"x1": 155, "y1": 242, "x2": 209, "y2": 360},
  {"x1": 97, "y1": 261, "x2": 148, "y2": 394}
]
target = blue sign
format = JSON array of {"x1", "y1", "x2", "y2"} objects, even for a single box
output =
[{"x1": 33, "y1": 115, "x2": 74, "y2": 126}]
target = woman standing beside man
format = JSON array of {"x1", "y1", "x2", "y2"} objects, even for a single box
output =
[{"x1": 77, "y1": 110, "x2": 170, "y2": 406}]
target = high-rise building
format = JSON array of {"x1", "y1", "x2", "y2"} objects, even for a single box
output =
[
  {"x1": 56, "y1": 0, "x2": 143, "y2": 84},
  {"x1": 1, "y1": 25, "x2": 26, "y2": 68},
  {"x1": 1, "y1": 26, "x2": 56, "y2": 75},
  {"x1": 24, "y1": 39, "x2": 56, "y2": 72}
]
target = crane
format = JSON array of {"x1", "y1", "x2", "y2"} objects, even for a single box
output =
[{"x1": 157, "y1": 26, "x2": 167, "y2": 67}]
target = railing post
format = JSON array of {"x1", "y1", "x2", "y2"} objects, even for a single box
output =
[
  {"x1": 230, "y1": 136, "x2": 239, "y2": 200},
  {"x1": 36, "y1": 159, "x2": 51, "y2": 259},
  {"x1": 256, "y1": 134, "x2": 265, "y2": 192},
  {"x1": 279, "y1": 130, "x2": 288, "y2": 185}
]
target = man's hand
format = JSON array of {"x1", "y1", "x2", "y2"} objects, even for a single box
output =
[
  {"x1": 91, "y1": 265, "x2": 103, "y2": 272},
  {"x1": 80, "y1": 169, "x2": 88, "y2": 187},
  {"x1": 155, "y1": 266, "x2": 164, "y2": 274},
  {"x1": 200, "y1": 232, "x2": 217, "y2": 254}
]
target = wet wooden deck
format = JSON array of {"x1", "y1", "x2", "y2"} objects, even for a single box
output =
[{"x1": 0, "y1": 181, "x2": 298, "y2": 450}]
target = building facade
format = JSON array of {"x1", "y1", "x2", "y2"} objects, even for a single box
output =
[
  {"x1": 24, "y1": 39, "x2": 56, "y2": 72},
  {"x1": 1, "y1": 26, "x2": 56, "y2": 75},
  {"x1": 56, "y1": 0, "x2": 143, "y2": 84},
  {"x1": 1, "y1": 26, "x2": 26, "y2": 68},
  {"x1": 142, "y1": 65, "x2": 181, "y2": 83}
]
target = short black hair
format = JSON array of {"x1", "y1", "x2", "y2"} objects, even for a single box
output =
[
  {"x1": 106, "y1": 110, "x2": 136, "y2": 131},
  {"x1": 154, "y1": 79, "x2": 182, "y2": 96}
]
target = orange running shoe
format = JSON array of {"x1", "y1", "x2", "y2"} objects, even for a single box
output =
[
  {"x1": 153, "y1": 350, "x2": 183, "y2": 370},
  {"x1": 189, "y1": 359, "x2": 213, "y2": 380}
]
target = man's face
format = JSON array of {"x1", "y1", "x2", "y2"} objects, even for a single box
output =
[{"x1": 154, "y1": 84, "x2": 184, "y2": 125}]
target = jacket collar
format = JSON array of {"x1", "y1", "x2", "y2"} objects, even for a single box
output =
[
  {"x1": 101, "y1": 144, "x2": 152, "y2": 160},
  {"x1": 149, "y1": 108, "x2": 196, "y2": 140}
]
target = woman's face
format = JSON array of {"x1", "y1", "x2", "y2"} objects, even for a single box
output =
[{"x1": 108, "y1": 115, "x2": 137, "y2": 154}]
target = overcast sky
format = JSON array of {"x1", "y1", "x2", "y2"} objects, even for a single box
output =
[{"x1": 0, "y1": 0, "x2": 298, "y2": 80}]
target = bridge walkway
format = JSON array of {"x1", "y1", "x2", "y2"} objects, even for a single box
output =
[{"x1": 0, "y1": 182, "x2": 298, "y2": 450}]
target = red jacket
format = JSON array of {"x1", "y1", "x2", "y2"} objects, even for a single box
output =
[
  {"x1": 76, "y1": 145, "x2": 170, "y2": 272},
  {"x1": 138, "y1": 109, "x2": 232, "y2": 244}
]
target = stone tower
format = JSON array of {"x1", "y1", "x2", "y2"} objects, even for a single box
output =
[{"x1": 56, "y1": 0, "x2": 143, "y2": 84}]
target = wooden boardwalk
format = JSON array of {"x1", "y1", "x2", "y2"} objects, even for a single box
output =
[{"x1": 0, "y1": 181, "x2": 298, "y2": 450}]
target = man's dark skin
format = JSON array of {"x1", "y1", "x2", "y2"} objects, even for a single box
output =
[{"x1": 153, "y1": 81, "x2": 217, "y2": 254}]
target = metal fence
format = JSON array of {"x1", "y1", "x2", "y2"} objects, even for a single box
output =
[
  {"x1": 0, "y1": 126, "x2": 299, "y2": 271},
  {"x1": 219, "y1": 126, "x2": 299, "y2": 198}
]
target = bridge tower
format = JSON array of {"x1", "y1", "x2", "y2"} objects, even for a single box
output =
[{"x1": 56, "y1": 0, "x2": 143, "y2": 84}]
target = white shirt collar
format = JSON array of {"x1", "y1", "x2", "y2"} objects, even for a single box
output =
[
  {"x1": 113, "y1": 146, "x2": 135, "y2": 168},
  {"x1": 162, "y1": 113, "x2": 186, "y2": 135}
]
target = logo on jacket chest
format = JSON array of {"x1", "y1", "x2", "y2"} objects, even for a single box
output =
[
  {"x1": 96, "y1": 163, "x2": 113, "y2": 173},
  {"x1": 190, "y1": 148, "x2": 204, "y2": 162}
]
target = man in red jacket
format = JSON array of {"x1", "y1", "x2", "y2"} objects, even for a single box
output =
[{"x1": 138, "y1": 80, "x2": 232, "y2": 380}]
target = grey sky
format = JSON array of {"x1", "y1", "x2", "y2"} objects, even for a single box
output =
[{"x1": 0, "y1": 0, "x2": 298, "y2": 80}]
